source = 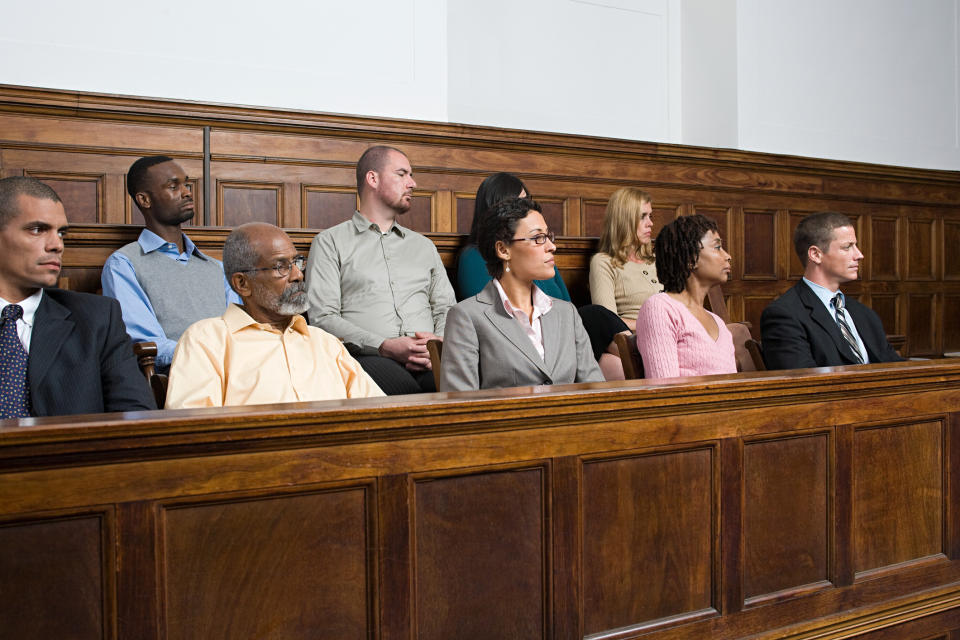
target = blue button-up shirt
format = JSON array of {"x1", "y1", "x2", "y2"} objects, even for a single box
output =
[{"x1": 101, "y1": 229, "x2": 240, "y2": 368}]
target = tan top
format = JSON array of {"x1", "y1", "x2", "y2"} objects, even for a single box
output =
[
  {"x1": 166, "y1": 304, "x2": 384, "y2": 408},
  {"x1": 589, "y1": 253, "x2": 663, "y2": 322}
]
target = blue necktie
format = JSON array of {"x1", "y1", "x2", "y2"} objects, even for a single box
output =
[{"x1": 0, "y1": 304, "x2": 32, "y2": 419}]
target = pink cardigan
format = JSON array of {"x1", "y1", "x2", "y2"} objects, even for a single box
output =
[{"x1": 635, "y1": 293, "x2": 737, "y2": 379}]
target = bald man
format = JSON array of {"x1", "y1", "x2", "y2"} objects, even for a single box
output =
[{"x1": 165, "y1": 223, "x2": 383, "y2": 408}]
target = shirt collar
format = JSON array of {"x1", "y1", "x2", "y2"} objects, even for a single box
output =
[
  {"x1": 493, "y1": 279, "x2": 553, "y2": 320},
  {"x1": 222, "y1": 302, "x2": 310, "y2": 336},
  {"x1": 803, "y1": 277, "x2": 844, "y2": 311},
  {"x1": 137, "y1": 228, "x2": 207, "y2": 259},
  {"x1": 0, "y1": 289, "x2": 43, "y2": 327},
  {"x1": 350, "y1": 210, "x2": 406, "y2": 238}
]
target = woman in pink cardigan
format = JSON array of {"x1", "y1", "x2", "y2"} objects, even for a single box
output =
[{"x1": 635, "y1": 214, "x2": 737, "y2": 379}]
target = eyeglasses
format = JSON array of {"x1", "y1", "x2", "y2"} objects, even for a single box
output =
[
  {"x1": 242, "y1": 255, "x2": 306, "y2": 278},
  {"x1": 507, "y1": 231, "x2": 555, "y2": 245}
]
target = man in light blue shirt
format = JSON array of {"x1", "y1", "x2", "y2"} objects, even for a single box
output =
[
  {"x1": 761, "y1": 211, "x2": 902, "y2": 369},
  {"x1": 101, "y1": 156, "x2": 239, "y2": 371}
]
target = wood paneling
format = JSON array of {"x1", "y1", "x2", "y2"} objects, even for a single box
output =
[
  {"x1": 162, "y1": 485, "x2": 373, "y2": 640},
  {"x1": 582, "y1": 446, "x2": 715, "y2": 634},
  {"x1": 217, "y1": 181, "x2": 281, "y2": 226},
  {"x1": 3, "y1": 362, "x2": 960, "y2": 637},
  {"x1": 908, "y1": 218, "x2": 938, "y2": 281},
  {"x1": 945, "y1": 296, "x2": 960, "y2": 353},
  {"x1": 26, "y1": 172, "x2": 102, "y2": 224},
  {"x1": 456, "y1": 193, "x2": 476, "y2": 234},
  {"x1": 405, "y1": 192, "x2": 433, "y2": 233},
  {"x1": 743, "y1": 434, "x2": 830, "y2": 601},
  {"x1": 909, "y1": 294, "x2": 939, "y2": 356},
  {"x1": 871, "y1": 217, "x2": 901, "y2": 280},
  {"x1": 742, "y1": 209, "x2": 778, "y2": 280},
  {"x1": 0, "y1": 512, "x2": 109, "y2": 639},
  {"x1": 853, "y1": 421, "x2": 944, "y2": 575},
  {"x1": 871, "y1": 293, "x2": 901, "y2": 337},
  {"x1": 2, "y1": 85, "x2": 960, "y2": 355},
  {"x1": 302, "y1": 186, "x2": 357, "y2": 229},
  {"x1": 534, "y1": 197, "x2": 564, "y2": 236},
  {"x1": 413, "y1": 467, "x2": 546, "y2": 640}
]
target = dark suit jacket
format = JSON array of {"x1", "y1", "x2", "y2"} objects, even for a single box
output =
[
  {"x1": 439, "y1": 281, "x2": 603, "y2": 391},
  {"x1": 28, "y1": 289, "x2": 156, "y2": 417},
  {"x1": 760, "y1": 280, "x2": 903, "y2": 370}
]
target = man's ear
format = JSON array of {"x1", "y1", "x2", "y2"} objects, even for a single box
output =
[
  {"x1": 231, "y1": 272, "x2": 252, "y2": 298},
  {"x1": 365, "y1": 170, "x2": 379, "y2": 192},
  {"x1": 134, "y1": 191, "x2": 151, "y2": 211},
  {"x1": 808, "y1": 244, "x2": 822, "y2": 266}
]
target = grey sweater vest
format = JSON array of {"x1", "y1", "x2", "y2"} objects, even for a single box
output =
[{"x1": 117, "y1": 241, "x2": 228, "y2": 341}]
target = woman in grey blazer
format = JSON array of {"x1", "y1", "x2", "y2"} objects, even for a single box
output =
[{"x1": 439, "y1": 197, "x2": 603, "y2": 391}]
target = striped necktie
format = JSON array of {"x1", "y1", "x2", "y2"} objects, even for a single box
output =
[
  {"x1": 832, "y1": 294, "x2": 864, "y2": 364},
  {"x1": 0, "y1": 304, "x2": 32, "y2": 419}
]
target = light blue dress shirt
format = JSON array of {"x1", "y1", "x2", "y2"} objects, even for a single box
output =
[
  {"x1": 101, "y1": 229, "x2": 240, "y2": 368},
  {"x1": 802, "y1": 277, "x2": 870, "y2": 364}
]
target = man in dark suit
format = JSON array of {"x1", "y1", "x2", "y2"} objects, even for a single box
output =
[
  {"x1": 761, "y1": 211, "x2": 902, "y2": 370},
  {"x1": 0, "y1": 177, "x2": 156, "y2": 419}
]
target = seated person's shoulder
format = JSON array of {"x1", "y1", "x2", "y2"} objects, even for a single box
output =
[
  {"x1": 45, "y1": 288, "x2": 118, "y2": 315},
  {"x1": 589, "y1": 252, "x2": 612, "y2": 268}
]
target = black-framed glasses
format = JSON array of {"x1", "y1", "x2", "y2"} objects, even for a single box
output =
[
  {"x1": 507, "y1": 231, "x2": 555, "y2": 245},
  {"x1": 242, "y1": 255, "x2": 306, "y2": 278}
]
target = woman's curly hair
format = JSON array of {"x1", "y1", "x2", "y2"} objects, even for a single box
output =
[
  {"x1": 654, "y1": 214, "x2": 719, "y2": 293},
  {"x1": 477, "y1": 197, "x2": 542, "y2": 279}
]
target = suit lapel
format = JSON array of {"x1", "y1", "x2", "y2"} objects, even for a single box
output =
[
  {"x1": 28, "y1": 292, "x2": 74, "y2": 390},
  {"x1": 478, "y1": 283, "x2": 552, "y2": 380},
  {"x1": 541, "y1": 305, "x2": 562, "y2": 374},
  {"x1": 796, "y1": 281, "x2": 858, "y2": 364}
]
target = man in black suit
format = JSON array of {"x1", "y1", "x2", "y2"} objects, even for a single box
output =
[
  {"x1": 0, "y1": 177, "x2": 155, "y2": 419},
  {"x1": 761, "y1": 211, "x2": 902, "y2": 370}
]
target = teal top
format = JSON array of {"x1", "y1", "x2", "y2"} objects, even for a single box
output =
[{"x1": 456, "y1": 244, "x2": 571, "y2": 302}]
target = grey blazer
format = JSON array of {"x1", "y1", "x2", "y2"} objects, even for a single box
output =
[{"x1": 439, "y1": 281, "x2": 603, "y2": 391}]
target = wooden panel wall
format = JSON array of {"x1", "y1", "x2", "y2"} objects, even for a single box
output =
[
  {"x1": 1, "y1": 85, "x2": 959, "y2": 356},
  {"x1": 5, "y1": 362, "x2": 960, "y2": 639}
]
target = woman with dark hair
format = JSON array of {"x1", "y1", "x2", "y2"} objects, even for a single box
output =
[
  {"x1": 440, "y1": 197, "x2": 602, "y2": 391},
  {"x1": 635, "y1": 214, "x2": 736, "y2": 379},
  {"x1": 456, "y1": 172, "x2": 570, "y2": 300}
]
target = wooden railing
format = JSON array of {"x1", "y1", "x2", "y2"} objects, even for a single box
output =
[{"x1": 4, "y1": 361, "x2": 960, "y2": 638}]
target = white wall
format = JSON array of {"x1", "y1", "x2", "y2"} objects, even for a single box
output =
[
  {"x1": 1, "y1": 0, "x2": 958, "y2": 170},
  {"x1": 736, "y1": 0, "x2": 960, "y2": 170},
  {"x1": 680, "y1": 0, "x2": 738, "y2": 149},
  {"x1": 0, "y1": 0, "x2": 448, "y2": 121},
  {"x1": 447, "y1": 0, "x2": 681, "y2": 142}
]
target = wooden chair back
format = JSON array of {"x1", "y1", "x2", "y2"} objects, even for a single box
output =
[
  {"x1": 614, "y1": 332, "x2": 644, "y2": 380},
  {"x1": 426, "y1": 339, "x2": 443, "y2": 388},
  {"x1": 133, "y1": 342, "x2": 169, "y2": 409},
  {"x1": 727, "y1": 322, "x2": 766, "y2": 372}
]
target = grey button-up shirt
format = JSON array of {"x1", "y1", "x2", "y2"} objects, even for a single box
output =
[{"x1": 306, "y1": 211, "x2": 456, "y2": 355}]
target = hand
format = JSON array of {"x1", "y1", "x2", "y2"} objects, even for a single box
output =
[{"x1": 379, "y1": 336, "x2": 431, "y2": 369}]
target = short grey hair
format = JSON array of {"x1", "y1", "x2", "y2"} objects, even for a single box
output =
[
  {"x1": 0, "y1": 177, "x2": 62, "y2": 228},
  {"x1": 222, "y1": 226, "x2": 260, "y2": 291}
]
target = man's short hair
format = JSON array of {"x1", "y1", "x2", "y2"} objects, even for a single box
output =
[
  {"x1": 355, "y1": 145, "x2": 405, "y2": 196},
  {"x1": 222, "y1": 226, "x2": 261, "y2": 291},
  {"x1": 0, "y1": 176, "x2": 62, "y2": 228},
  {"x1": 127, "y1": 155, "x2": 175, "y2": 200},
  {"x1": 794, "y1": 212, "x2": 854, "y2": 266}
]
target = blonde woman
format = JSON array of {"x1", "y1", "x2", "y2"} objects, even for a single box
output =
[{"x1": 589, "y1": 188, "x2": 663, "y2": 331}]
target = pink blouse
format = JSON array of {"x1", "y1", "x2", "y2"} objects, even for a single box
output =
[{"x1": 635, "y1": 293, "x2": 737, "y2": 379}]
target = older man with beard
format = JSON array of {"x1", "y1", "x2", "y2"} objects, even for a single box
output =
[{"x1": 165, "y1": 223, "x2": 383, "y2": 408}]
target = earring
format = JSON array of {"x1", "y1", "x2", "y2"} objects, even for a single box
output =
[{"x1": 505, "y1": 261, "x2": 511, "y2": 273}]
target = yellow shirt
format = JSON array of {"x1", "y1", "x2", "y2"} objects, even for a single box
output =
[{"x1": 165, "y1": 304, "x2": 384, "y2": 408}]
